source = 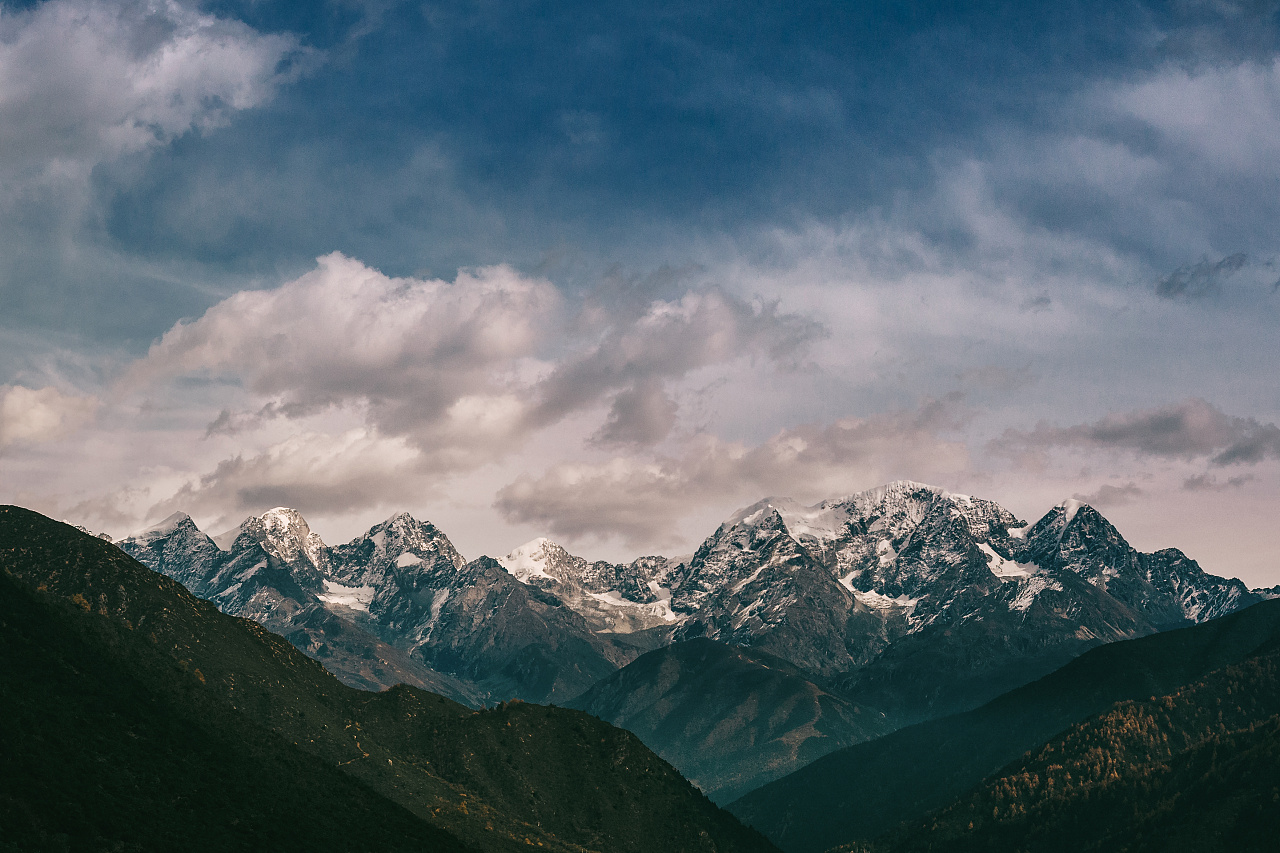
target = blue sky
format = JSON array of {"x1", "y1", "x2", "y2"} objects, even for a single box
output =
[{"x1": 1, "y1": 0, "x2": 1278, "y2": 583}]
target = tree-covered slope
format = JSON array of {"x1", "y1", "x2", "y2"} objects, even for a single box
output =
[
  {"x1": 0, "y1": 567, "x2": 474, "y2": 853},
  {"x1": 862, "y1": 641, "x2": 1280, "y2": 853},
  {"x1": 729, "y1": 598, "x2": 1280, "y2": 853},
  {"x1": 0, "y1": 506, "x2": 776, "y2": 853}
]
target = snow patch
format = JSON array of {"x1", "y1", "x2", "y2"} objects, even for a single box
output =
[
  {"x1": 237, "y1": 560, "x2": 268, "y2": 581},
  {"x1": 854, "y1": 590, "x2": 918, "y2": 611},
  {"x1": 980, "y1": 543, "x2": 1039, "y2": 580},
  {"x1": 724, "y1": 496, "x2": 852, "y2": 543},
  {"x1": 319, "y1": 580, "x2": 376, "y2": 612},
  {"x1": 1009, "y1": 575, "x2": 1061, "y2": 612},
  {"x1": 1058, "y1": 499, "x2": 1086, "y2": 528},
  {"x1": 137, "y1": 512, "x2": 190, "y2": 540},
  {"x1": 395, "y1": 552, "x2": 423, "y2": 568},
  {"x1": 498, "y1": 537, "x2": 560, "y2": 583},
  {"x1": 647, "y1": 581, "x2": 672, "y2": 600},
  {"x1": 584, "y1": 590, "x2": 678, "y2": 625},
  {"x1": 732, "y1": 567, "x2": 765, "y2": 593}
]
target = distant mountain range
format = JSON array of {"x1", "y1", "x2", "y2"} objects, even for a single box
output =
[{"x1": 111, "y1": 481, "x2": 1268, "y2": 800}]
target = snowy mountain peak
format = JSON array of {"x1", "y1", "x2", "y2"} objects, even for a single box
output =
[
  {"x1": 1057, "y1": 498, "x2": 1087, "y2": 528},
  {"x1": 216, "y1": 507, "x2": 328, "y2": 572},
  {"x1": 499, "y1": 537, "x2": 572, "y2": 584},
  {"x1": 136, "y1": 511, "x2": 193, "y2": 540},
  {"x1": 719, "y1": 482, "x2": 1024, "y2": 560},
  {"x1": 377, "y1": 510, "x2": 421, "y2": 534}
]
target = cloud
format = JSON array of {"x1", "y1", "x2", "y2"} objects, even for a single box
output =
[
  {"x1": 1182, "y1": 472, "x2": 1255, "y2": 492},
  {"x1": 991, "y1": 398, "x2": 1280, "y2": 466},
  {"x1": 0, "y1": 0, "x2": 310, "y2": 174},
  {"x1": 127, "y1": 252, "x2": 825, "y2": 471},
  {"x1": 495, "y1": 397, "x2": 970, "y2": 546},
  {"x1": 1018, "y1": 294, "x2": 1052, "y2": 313},
  {"x1": 1155, "y1": 253, "x2": 1249, "y2": 298},
  {"x1": 1072, "y1": 482, "x2": 1144, "y2": 508},
  {"x1": 127, "y1": 252, "x2": 561, "y2": 461},
  {"x1": 589, "y1": 379, "x2": 680, "y2": 447},
  {"x1": 0, "y1": 385, "x2": 97, "y2": 447},
  {"x1": 1112, "y1": 58, "x2": 1280, "y2": 175},
  {"x1": 144, "y1": 427, "x2": 423, "y2": 529},
  {"x1": 528, "y1": 286, "x2": 826, "y2": 445}
]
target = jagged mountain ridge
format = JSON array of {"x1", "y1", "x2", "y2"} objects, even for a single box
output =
[
  {"x1": 117, "y1": 481, "x2": 1262, "y2": 741},
  {"x1": 119, "y1": 508, "x2": 666, "y2": 705}
]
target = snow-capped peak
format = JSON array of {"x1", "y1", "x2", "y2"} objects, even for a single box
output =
[
  {"x1": 498, "y1": 537, "x2": 566, "y2": 583},
  {"x1": 1057, "y1": 498, "x2": 1086, "y2": 525},
  {"x1": 216, "y1": 507, "x2": 328, "y2": 570},
  {"x1": 136, "y1": 511, "x2": 192, "y2": 540}
]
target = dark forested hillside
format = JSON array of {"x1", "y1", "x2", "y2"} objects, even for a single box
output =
[
  {"x1": 861, "y1": 643, "x2": 1280, "y2": 853},
  {"x1": 0, "y1": 506, "x2": 776, "y2": 853},
  {"x1": 0, "y1": 567, "x2": 474, "y2": 853},
  {"x1": 729, "y1": 598, "x2": 1280, "y2": 853}
]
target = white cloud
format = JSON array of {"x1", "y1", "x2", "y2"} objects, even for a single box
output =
[
  {"x1": 0, "y1": 385, "x2": 97, "y2": 447},
  {"x1": 145, "y1": 427, "x2": 424, "y2": 528},
  {"x1": 1114, "y1": 58, "x2": 1280, "y2": 174},
  {"x1": 127, "y1": 252, "x2": 561, "y2": 454},
  {"x1": 0, "y1": 0, "x2": 309, "y2": 173},
  {"x1": 125, "y1": 252, "x2": 825, "y2": 473}
]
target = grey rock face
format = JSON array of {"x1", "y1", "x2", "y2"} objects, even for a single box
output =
[
  {"x1": 119, "y1": 508, "x2": 647, "y2": 705},
  {"x1": 650, "y1": 482, "x2": 1260, "y2": 720}
]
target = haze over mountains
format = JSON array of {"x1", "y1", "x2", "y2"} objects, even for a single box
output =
[{"x1": 112, "y1": 480, "x2": 1268, "y2": 801}]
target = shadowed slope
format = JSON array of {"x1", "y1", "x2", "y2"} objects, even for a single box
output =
[
  {"x1": 0, "y1": 506, "x2": 777, "y2": 853},
  {"x1": 864, "y1": 640, "x2": 1280, "y2": 853},
  {"x1": 0, "y1": 567, "x2": 474, "y2": 853},
  {"x1": 729, "y1": 598, "x2": 1280, "y2": 853},
  {"x1": 569, "y1": 639, "x2": 891, "y2": 803}
]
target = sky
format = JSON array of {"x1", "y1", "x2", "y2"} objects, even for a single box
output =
[{"x1": 1, "y1": 0, "x2": 1278, "y2": 585}]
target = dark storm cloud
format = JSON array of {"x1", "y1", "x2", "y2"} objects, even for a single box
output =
[
  {"x1": 1159, "y1": 0, "x2": 1280, "y2": 64},
  {"x1": 992, "y1": 398, "x2": 1280, "y2": 465},
  {"x1": 81, "y1": 1, "x2": 1161, "y2": 309}
]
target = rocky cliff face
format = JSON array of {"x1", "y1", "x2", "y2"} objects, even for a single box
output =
[{"x1": 119, "y1": 508, "x2": 653, "y2": 704}]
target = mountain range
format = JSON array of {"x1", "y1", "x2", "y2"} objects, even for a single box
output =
[{"x1": 111, "y1": 480, "x2": 1268, "y2": 802}]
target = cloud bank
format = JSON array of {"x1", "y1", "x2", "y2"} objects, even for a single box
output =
[{"x1": 991, "y1": 398, "x2": 1280, "y2": 467}]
